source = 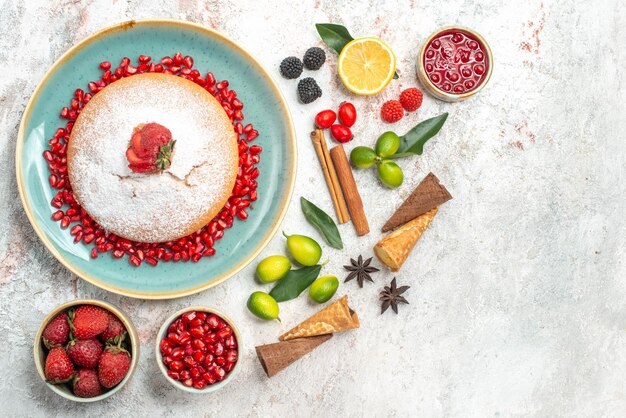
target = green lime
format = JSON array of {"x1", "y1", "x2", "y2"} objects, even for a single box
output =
[
  {"x1": 256, "y1": 255, "x2": 291, "y2": 283},
  {"x1": 283, "y1": 232, "x2": 322, "y2": 266},
  {"x1": 377, "y1": 160, "x2": 404, "y2": 188},
  {"x1": 375, "y1": 131, "x2": 401, "y2": 157},
  {"x1": 247, "y1": 291, "x2": 280, "y2": 320},
  {"x1": 309, "y1": 275, "x2": 339, "y2": 303},
  {"x1": 350, "y1": 146, "x2": 378, "y2": 168}
]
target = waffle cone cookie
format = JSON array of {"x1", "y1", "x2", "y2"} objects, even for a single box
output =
[
  {"x1": 255, "y1": 334, "x2": 332, "y2": 377},
  {"x1": 279, "y1": 295, "x2": 359, "y2": 341},
  {"x1": 374, "y1": 207, "x2": 438, "y2": 272}
]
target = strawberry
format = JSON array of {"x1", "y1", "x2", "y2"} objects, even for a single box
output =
[
  {"x1": 44, "y1": 347, "x2": 75, "y2": 384},
  {"x1": 42, "y1": 312, "x2": 70, "y2": 349},
  {"x1": 126, "y1": 122, "x2": 175, "y2": 173},
  {"x1": 100, "y1": 313, "x2": 127, "y2": 343},
  {"x1": 66, "y1": 338, "x2": 103, "y2": 369},
  {"x1": 73, "y1": 369, "x2": 103, "y2": 398},
  {"x1": 98, "y1": 336, "x2": 131, "y2": 388},
  {"x1": 69, "y1": 305, "x2": 109, "y2": 340}
]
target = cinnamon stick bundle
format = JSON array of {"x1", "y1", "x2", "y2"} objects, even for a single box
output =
[
  {"x1": 310, "y1": 130, "x2": 349, "y2": 224},
  {"x1": 329, "y1": 145, "x2": 369, "y2": 236}
]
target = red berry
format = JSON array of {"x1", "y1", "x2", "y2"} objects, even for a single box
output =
[
  {"x1": 314, "y1": 109, "x2": 336, "y2": 129},
  {"x1": 70, "y1": 305, "x2": 109, "y2": 339},
  {"x1": 100, "y1": 313, "x2": 127, "y2": 343},
  {"x1": 66, "y1": 338, "x2": 103, "y2": 369},
  {"x1": 98, "y1": 341, "x2": 131, "y2": 388},
  {"x1": 337, "y1": 102, "x2": 357, "y2": 127},
  {"x1": 73, "y1": 368, "x2": 103, "y2": 398},
  {"x1": 42, "y1": 312, "x2": 70, "y2": 349},
  {"x1": 330, "y1": 124, "x2": 353, "y2": 143},
  {"x1": 44, "y1": 347, "x2": 75, "y2": 384},
  {"x1": 399, "y1": 88, "x2": 423, "y2": 112},
  {"x1": 380, "y1": 100, "x2": 404, "y2": 123}
]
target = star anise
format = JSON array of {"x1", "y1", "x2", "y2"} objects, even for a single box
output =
[
  {"x1": 344, "y1": 255, "x2": 380, "y2": 288},
  {"x1": 379, "y1": 278, "x2": 410, "y2": 314}
]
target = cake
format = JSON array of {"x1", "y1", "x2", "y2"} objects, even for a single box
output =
[{"x1": 67, "y1": 73, "x2": 238, "y2": 243}]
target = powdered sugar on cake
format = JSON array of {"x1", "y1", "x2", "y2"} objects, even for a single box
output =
[{"x1": 67, "y1": 73, "x2": 238, "y2": 243}]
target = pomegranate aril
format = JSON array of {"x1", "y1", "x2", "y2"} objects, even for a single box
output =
[
  {"x1": 193, "y1": 379, "x2": 206, "y2": 389},
  {"x1": 182, "y1": 378, "x2": 193, "y2": 387},
  {"x1": 217, "y1": 326, "x2": 232, "y2": 340},
  {"x1": 167, "y1": 370, "x2": 180, "y2": 380},
  {"x1": 183, "y1": 356, "x2": 196, "y2": 368},
  {"x1": 169, "y1": 361, "x2": 184, "y2": 372},
  {"x1": 178, "y1": 331, "x2": 191, "y2": 346},
  {"x1": 180, "y1": 370, "x2": 191, "y2": 380},
  {"x1": 226, "y1": 349, "x2": 238, "y2": 363},
  {"x1": 99, "y1": 61, "x2": 111, "y2": 70},
  {"x1": 224, "y1": 335, "x2": 237, "y2": 349},
  {"x1": 214, "y1": 356, "x2": 225, "y2": 367},
  {"x1": 203, "y1": 372, "x2": 216, "y2": 385}
]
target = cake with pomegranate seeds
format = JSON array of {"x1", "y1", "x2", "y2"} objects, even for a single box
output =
[{"x1": 67, "y1": 73, "x2": 238, "y2": 243}]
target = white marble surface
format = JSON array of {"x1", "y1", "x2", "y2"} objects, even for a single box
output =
[{"x1": 1, "y1": 0, "x2": 625, "y2": 416}]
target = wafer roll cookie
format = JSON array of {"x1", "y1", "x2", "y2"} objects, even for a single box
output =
[
  {"x1": 374, "y1": 207, "x2": 438, "y2": 272},
  {"x1": 279, "y1": 295, "x2": 359, "y2": 341}
]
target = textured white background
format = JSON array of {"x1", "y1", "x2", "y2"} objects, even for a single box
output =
[{"x1": 0, "y1": 0, "x2": 625, "y2": 417}]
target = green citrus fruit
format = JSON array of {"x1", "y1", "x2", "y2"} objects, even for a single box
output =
[
  {"x1": 375, "y1": 131, "x2": 401, "y2": 157},
  {"x1": 377, "y1": 160, "x2": 404, "y2": 188},
  {"x1": 247, "y1": 291, "x2": 280, "y2": 320},
  {"x1": 283, "y1": 233, "x2": 322, "y2": 266},
  {"x1": 350, "y1": 146, "x2": 377, "y2": 168},
  {"x1": 309, "y1": 275, "x2": 339, "y2": 303},
  {"x1": 256, "y1": 255, "x2": 291, "y2": 283}
]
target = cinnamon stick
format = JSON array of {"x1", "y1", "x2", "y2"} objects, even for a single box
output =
[
  {"x1": 310, "y1": 130, "x2": 350, "y2": 224},
  {"x1": 329, "y1": 145, "x2": 369, "y2": 236}
]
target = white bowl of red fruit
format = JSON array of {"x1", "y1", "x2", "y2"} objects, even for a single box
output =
[
  {"x1": 156, "y1": 307, "x2": 241, "y2": 393},
  {"x1": 34, "y1": 300, "x2": 139, "y2": 402}
]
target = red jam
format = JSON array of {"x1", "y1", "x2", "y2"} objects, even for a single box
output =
[{"x1": 423, "y1": 29, "x2": 489, "y2": 95}]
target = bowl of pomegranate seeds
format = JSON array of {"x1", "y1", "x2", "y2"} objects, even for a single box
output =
[
  {"x1": 33, "y1": 300, "x2": 139, "y2": 402},
  {"x1": 156, "y1": 307, "x2": 241, "y2": 392}
]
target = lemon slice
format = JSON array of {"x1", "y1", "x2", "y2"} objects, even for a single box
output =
[{"x1": 338, "y1": 37, "x2": 396, "y2": 95}]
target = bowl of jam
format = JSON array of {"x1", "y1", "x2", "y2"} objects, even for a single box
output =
[{"x1": 417, "y1": 26, "x2": 492, "y2": 102}]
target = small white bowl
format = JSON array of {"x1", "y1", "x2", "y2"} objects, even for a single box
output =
[
  {"x1": 33, "y1": 299, "x2": 139, "y2": 402},
  {"x1": 155, "y1": 306, "x2": 242, "y2": 393}
]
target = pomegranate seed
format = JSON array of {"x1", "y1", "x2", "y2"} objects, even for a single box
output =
[
  {"x1": 183, "y1": 55, "x2": 194, "y2": 68},
  {"x1": 203, "y1": 372, "x2": 216, "y2": 384},
  {"x1": 193, "y1": 379, "x2": 206, "y2": 389},
  {"x1": 51, "y1": 210, "x2": 64, "y2": 221},
  {"x1": 170, "y1": 66, "x2": 180, "y2": 74},
  {"x1": 178, "y1": 331, "x2": 191, "y2": 346},
  {"x1": 182, "y1": 378, "x2": 193, "y2": 387},
  {"x1": 129, "y1": 255, "x2": 141, "y2": 266},
  {"x1": 247, "y1": 130, "x2": 259, "y2": 141},
  {"x1": 173, "y1": 52, "x2": 183, "y2": 65},
  {"x1": 99, "y1": 61, "x2": 111, "y2": 70},
  {"x1": 88, "y1": 82, "x2": 98, "y2": 93},
  {"x1": 180, "y1": 370, "x2": 191, "y2": 380},
  {"x1": 170, "y1": 361, "x2": 184, "y2": 372},
  {"x1": 167, "y1": 370, "x2": 180, "y2": 380},
  {"x1": 138, "y1": 54, "x2": 151, "y2": 63},
  {"x1": 183, "y1": 356, "x2": 196, "y2": 368}
]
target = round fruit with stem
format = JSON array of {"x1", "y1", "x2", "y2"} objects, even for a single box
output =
[
  {"x1": 377, "y1": 160, "x2": 404, "y2": 188},
  {"x1": 315, "y1": 109, "x2": 336, "y2": 129},
  {"x1": 338, "y1": 102, "x2": 357, "y2": 127},
  {"x1": 256, "y1": 255, "x2": 291, "y2": 283},
  {"x1": 247, "y1": 292, "x2": 280, "y2": 321},
  {"x1": 375, "y1": 131, "x2": 401, "y2": 158},
  {"x1": 350, "y1": 146, "x2": 378, "y2": 169},
  {"x1": 283, "y1": 232, "x2": 322, "y2": 266}
]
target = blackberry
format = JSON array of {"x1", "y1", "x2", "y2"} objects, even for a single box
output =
[
  {"x1": 303, "y1": 47, "x2": 326, "y2": 70},
  {"x1": 297, "y1": 77, "x2": 322, "y2": 104},
  {"x1": 279, "y1": 56, "x2": 303, "y2": 79}
]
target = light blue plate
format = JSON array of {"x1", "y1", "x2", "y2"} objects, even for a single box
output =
[{"x1": 16, "y1": 20, "x2": 296, "y2": 299}]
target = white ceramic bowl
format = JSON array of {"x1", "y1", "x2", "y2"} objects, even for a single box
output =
[
  {"x1": 155, "y1": 306, "x2": 242, "y2": 393},
  {"x1": 33, "y1": 299, "x2": 139, "y2": 402}
]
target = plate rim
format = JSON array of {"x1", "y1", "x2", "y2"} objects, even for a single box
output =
[{"x1": 15, "y1": 19, "x2": 297, "y2": 299}]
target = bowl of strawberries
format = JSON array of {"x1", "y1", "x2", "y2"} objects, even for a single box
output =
[{"x1": 33, "y1": 300, "x2": 139, "y2": 401}]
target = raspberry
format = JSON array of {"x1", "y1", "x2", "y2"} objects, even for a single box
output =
[
  {"x1": 399, "y1": 88, "x2": 423, "y2": 112},
  {"x1": 380, "y1": 100, "x2": 404, "y2": 123}
]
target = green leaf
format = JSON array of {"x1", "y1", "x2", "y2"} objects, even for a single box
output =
[
  {"x1": 300, "y1": 197, "x2": 343, "y2": 249},
  {"x1": 269, "y1": 265, "x2": 322, "y2": 302},
  {"x1": 391, "y1": 113, "x2": 449, "y2": 158},
  {"x1": 315, "y1": 23, "x2": 354, "y2": 54}
]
